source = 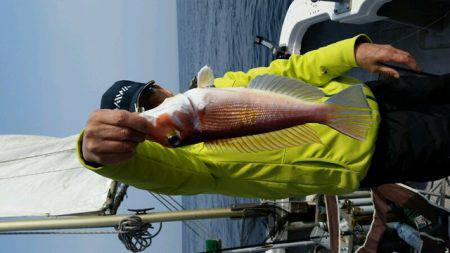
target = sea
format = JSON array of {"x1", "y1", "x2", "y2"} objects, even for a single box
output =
[
  {"x1": 177, "y1": 1, "x2": 450, "y2": 252},
  {"x1": 177, "y1": 1, "x2": 293, "y2": 252}
]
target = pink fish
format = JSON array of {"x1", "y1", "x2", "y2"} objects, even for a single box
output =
[{"x1": 140, "y1": 73, "x2": 372, "y2": 152}]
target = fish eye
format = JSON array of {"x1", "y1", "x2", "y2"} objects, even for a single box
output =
[{"x1": 167, "y1": 134, "x2": 181, "y2": 147}]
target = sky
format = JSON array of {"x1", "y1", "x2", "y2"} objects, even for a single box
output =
[{"x1": 0, "y1": 1, "x2": 182, "y2": 252}]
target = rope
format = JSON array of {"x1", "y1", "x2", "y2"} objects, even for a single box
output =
[
  {"x1": 115, "y1": 216, "x2": 161, "y2": 253},
  {"x1": 0, "y1": 148, "x2": 76, "y2": 164},
  {"x1": 0, "y1": 167, "x2": 82, "y2": 181}
]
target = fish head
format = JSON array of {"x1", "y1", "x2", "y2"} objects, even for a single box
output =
[
  {"x1": 148, "y1": 113, "x2": 183, "y2": 147},
  {"x1": 140, "y1": 94, "x2": 196, "y2": 147}
]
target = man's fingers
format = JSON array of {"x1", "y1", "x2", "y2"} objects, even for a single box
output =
[
  {"x1": 95, "y1": 109, "x2": 153, "y2": 134},
  {"x1": 88, "y1": 152, "x2": 135, "y2": 165},
  {"x1": 357, "y1": 43, "x2": 422, "y2": 76},
  {"x1": 398, "y1": 51, "x2": 420, "y2": 72},
  {"x1": 85, "y1": 140, "x2": 138, "y2": 154},
  {"x1": 392, "y1": 52, "x2": 420, "y2": 72},
  {"x1": 83, "y1": 109, "x2": 151, "y2": 166},
  {"x1": 383, "y1": 47, "x2": 421, "y2": 72},
  {"x1": 86, "y1": 124, "x2": 146, "y2": 143},
  {"x1": 377, "y1": 66, "x2": 400, "y2": 78}
]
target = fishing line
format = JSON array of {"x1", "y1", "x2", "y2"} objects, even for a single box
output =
[
  {"x1": 364, "y1": 10, "x2": 450, "y2": 76},
  {"x1": 147, "y1": 192, "x2": 201, "y2": 237},
  {"x1": 158, "y1": 194, "x2": 185, "y2": 212},
  {"x1": 147, "y1": 191, "x2": 210, "y2": 239},
  {"x1": 159, "y1": 194, "x2": 219, "y2": 240},
  {"x1": 154, "y1": 193, "x2": 213, "y2": 238},
  {"x1": 167, "y1": 195, "x2": 184, "y2": 209},
  {"x1": 388, "y1": 11, "x2": 450, "y2": 46},
  {"x1": 163, "y1": 194, "x2": 221, "y2": 239}
]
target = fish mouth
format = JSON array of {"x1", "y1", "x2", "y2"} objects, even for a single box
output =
[{"x1": 167, "y1": 130, "x2": 182, "y2": 147}]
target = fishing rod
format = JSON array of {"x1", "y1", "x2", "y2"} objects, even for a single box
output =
[{"x1": 380, "y1": 63, "x2": 439, "y2": 77}]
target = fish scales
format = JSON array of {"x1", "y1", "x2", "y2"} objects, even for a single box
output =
[
  {"x1": 140, "y1": 74, "x2": 372, "y2": 151},
  {"x1": 194, "y1": 88, "x2": 328, "y2": 137}
]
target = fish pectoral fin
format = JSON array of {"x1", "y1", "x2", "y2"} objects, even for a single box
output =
[
  {"x1": 248, "y1": 74, "x2": 325, "y2": 102},
  {"x1": 204, "y1": 124, "x2": 322, "y2": 153},
  {"x1": 197, "y1": 65, "x2": 215, "y2": 88}
]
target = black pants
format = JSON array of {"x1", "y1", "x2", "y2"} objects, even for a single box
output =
[{"x1": 360, "y1": 74, "x2": 450, "y2": 187}]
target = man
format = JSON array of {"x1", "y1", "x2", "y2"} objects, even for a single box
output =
[{"x1": 78, "y1": 35, "x2": 449, "y2": 199}]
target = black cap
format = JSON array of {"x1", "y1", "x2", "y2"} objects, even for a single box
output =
[{"x1": 100, "y1": 80, "x2": 154, "y2": 112}]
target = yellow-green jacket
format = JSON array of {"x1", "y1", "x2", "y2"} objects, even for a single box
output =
[{"x1": 77, "y1": 35, "x2": 380, "y2": 199}]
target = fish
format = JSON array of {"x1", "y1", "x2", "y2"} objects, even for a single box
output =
[{"x1": 140, "y1": 68, "x2": 372, "y2": 152}]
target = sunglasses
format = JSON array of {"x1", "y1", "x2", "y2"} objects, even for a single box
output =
[{"x1": 134, "y1": 80, "x2": 156, "y2": 113}]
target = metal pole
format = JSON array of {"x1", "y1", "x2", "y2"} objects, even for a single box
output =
[
  {"x1": 352, "y1": 205, "x2": 375, "y2": 216},
  {"x1": 0, "y1": 208, "x2": 246, "y2": 232},
  {"x1": 221, "y1": 241, "x2": 316, "y2": 253},
  {"x1": 339, "y1": 197, "x2": 373, "y2": 207},
  {"x1": 286, "y1": 222, "x2": 318, "y2": 231},
  {"x1": 339, "y1": 191, "x2": 371, "y2": 199}
]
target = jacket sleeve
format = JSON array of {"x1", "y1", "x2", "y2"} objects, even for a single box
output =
[
  {"x1": 214, "y1": 34, "x2": 371, "y2": 87},
  {"x1": 76, "y1": 132, "x2": 217, "y2": 195}
]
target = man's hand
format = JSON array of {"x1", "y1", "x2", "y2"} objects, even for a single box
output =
[
  {"x1": 355, "y1": 43, "x2": 421, "y2": 78},
  {"x1": 82, "y1": 109, "x2": 152, "y2": 166}
]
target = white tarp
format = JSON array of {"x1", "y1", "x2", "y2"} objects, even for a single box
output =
[{"x1": 0, "y1": 134, "x2": 113, "y2": 217}]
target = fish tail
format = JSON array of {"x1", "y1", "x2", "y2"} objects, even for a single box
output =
[{"x1": 325, "y1": 85, "x2": 372, "y2": 141}]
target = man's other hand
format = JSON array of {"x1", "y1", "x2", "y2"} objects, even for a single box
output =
[
  {"x1": 82, "y1": 109, "x2": 152, "y2": 165},
  {"x1": 356, "y1": 43, "x2": 421, "y2": 78}
]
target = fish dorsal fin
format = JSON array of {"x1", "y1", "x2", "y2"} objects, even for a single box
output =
[
  {"x1": 248, "y1": 74, "x2": 325, "y2": 101},
  {"x1": 204, "y1": 124, "x2": 322, "y2": 153},
  {"x1": 197, "y1": 65, "x2": 215, "y2": 88}
]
